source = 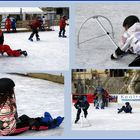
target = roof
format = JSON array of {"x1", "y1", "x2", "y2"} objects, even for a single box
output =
[{"x1": 0, "y1": 7, "x2": 43, "y2": 14}]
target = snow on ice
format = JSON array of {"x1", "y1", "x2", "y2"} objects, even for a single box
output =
[
  {"x1": 0, "y1": 26, "x2": 69, "y2": 72},
  {"x1": 72, "y1": 103, "x2": 140, "y2": 130},
  {"x1": 0, "y1": 73, "x2": 64, "y2": 136},
  {"x1": 75, "y1": 3, "x2": 140, "y2": 68}
]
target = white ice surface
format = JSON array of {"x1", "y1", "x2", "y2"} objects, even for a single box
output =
[
  {"x1": 0, "y1": 26, "x2": 69, "y2": 72},
  {"x1": 72, "y1": 103, "x2": 140, "y2": 130},
  {"x1": 0, "y1": 73, "x2": 64, "y2": 136},
  {"x1": 76, "y1": 3, "x2": 140, "y2": 68}
]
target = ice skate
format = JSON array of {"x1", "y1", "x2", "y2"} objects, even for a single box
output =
[
  {"x1": 28, "y1": 38, "x2": 33, "y2": 42},
  {"x1": 21, "y1": 51, "x2": 28, "y2": 57},
  {"x1": 36, "y1": 38, "x2": 40, "y2": 41}
]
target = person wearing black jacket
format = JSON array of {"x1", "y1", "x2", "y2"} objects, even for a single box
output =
[
  {"x1": 74, "y1": 95, "x2": 90, "y2": 124},
  {"x1": 118, "y1": 102, "x2": 132, "y2": 113}
]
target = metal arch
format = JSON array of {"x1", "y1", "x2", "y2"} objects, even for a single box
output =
[{"x1": 77, "y1": 15, "x2": 116, "y2": 48}]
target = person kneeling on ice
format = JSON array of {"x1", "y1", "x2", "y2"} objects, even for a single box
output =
[
  {"x1": 111, "y1": 15, "x2": 140, "y2": 66},
  {"x1": 28, "y1": 17, "x2": 43, "y2": 41},
  {"x1": 74, "y1": 95, "x2": 90, "y2": 124},
  {"x1": 58, "y1": 15, "x2": 69, "y2": 38},
  {"x1": 0, "y1": 78, "x2": 64, "y2": 136},
  {"x1": 118, "y1": 102, "x2": 132, "y2": 114},
  {"x1": 0, "y1": 29, "x2": 27, "y2": 57}
]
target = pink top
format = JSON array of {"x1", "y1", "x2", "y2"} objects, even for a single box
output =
[{"x1": 0, "y1": 98, "x2": 16, "y2": 136}]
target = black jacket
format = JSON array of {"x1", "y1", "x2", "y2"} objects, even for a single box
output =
[{"x1": 74, "y1": 100, "x2": 90, "y2": 110}]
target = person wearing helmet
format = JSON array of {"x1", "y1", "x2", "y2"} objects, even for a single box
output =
[
  {"x1": 58, "y1": 15, "x2": 69, "y2": 38},
  {"x1": 28, "y1": 17, "x2": 43, "y2": 41},
  {"x1": 118, "y1": 102, "x2": 132, "y2": 113},
  {"x1": 0, "y1": 78, "x2": 64, "y2": 136},
  {"x1": 74, "y1": 95, "x2": 90, "y2": 124},
  {"x1": 111, "y1": 15, "x2": 140, "y2": 66},
  {"x1": 0, "y1": 29, "x2": 27, "y2": 57}
]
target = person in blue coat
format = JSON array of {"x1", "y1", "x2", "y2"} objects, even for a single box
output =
[{"x1": 11, "y1": 19, "x2": 16, "y2": 32}]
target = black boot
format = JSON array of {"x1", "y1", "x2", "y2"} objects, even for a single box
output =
[
  {"x1": 36, "y1": 38, "x2": 40, "y2": 41},
  {"x1": 21, "y1": 51, "x2": 28, "y2": 57}
]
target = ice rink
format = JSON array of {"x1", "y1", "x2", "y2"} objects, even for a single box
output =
[
  {"x1": 72, "y1": 103, "x2": 140, "y2": 130},
  {"x1": 0, "y1": 26, "x2": 69, "y2": 72},
  {"x1": 75, "y1": 3, "x2": 140, "y2": 68},
  {"x1": 0, "y1": 73, "x2": 64, "y2": 136}
]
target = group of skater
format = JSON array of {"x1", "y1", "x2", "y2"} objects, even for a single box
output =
[
  {"x1": 74, "y1": 93, "x2": 133, "y2": 124},
  {"x1": 0, "y1": 15, "x2": 68, "y2": 58},
  {"x1": 0, "y1": 78, "x2": 64, "y2": 136}
]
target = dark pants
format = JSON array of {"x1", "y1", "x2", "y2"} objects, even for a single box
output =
[
  {"x1": 10, "y1": 115, "x2": 31, "y2": 136},
  {"x1": 75, "y1": 108, "x2": 88, "y2": 123},
  {"x1": 29, "y1": 28, "x2": 39, "y2": 39},
  {"x1": 129, "y1": 55, "x2": 140, "y2": 66},
  {"x1": 118, "y1": 106, "x2": 132, "y2": 113},
  {"x1": 59, "y1": 28, "x2": 65, "y2": 37}
]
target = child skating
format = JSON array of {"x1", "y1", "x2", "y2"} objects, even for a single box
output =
[
  {"x1": 111, "y1": 15, "x2": 140, "y2": 66},
  {"x1": 74, "y1": 95, "x2": 90, "y2": 124},
  {"x1": 28, "y1": 17, "x2": 43, "y2": 41},
  {"x1": 58, "y1": 15, "x2": 69, "y2": 38},
  {"x1": 0, "y1": 29, "x2": 27, "y2": 57}
]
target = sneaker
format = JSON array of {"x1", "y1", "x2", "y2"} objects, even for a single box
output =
[
  {"x1": 28, "y1": 38, "x2": 33, "y2": 42},
  {"x1": 21, "y1": 51, "x2": 28, "y2": 57}
]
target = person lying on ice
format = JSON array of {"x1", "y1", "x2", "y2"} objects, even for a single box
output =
[
  {"x1": 74, "y1": 95, "x2": 90, "y2": 124},
  {"x1": 118, "y1": 102, "x2": 132, "y2": 114},
  {"x1": 28, "y1": 17, "x2": 43, "y2": 41},
  {"x1": 0, "y1": 29, "x2": 27, "y2": 57},
  {"x1": 111, "y1": 15, "x2": 140, "y2": 66},
  {"x1": 0, "y1": 78, "x2": 64, "y2": 136}
]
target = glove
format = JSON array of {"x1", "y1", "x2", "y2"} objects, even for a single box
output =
[{"x1": 111, "y1": 47, "x2": 125, "y2": 60}]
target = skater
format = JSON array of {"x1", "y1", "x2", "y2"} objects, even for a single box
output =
[
  {"x1": 28, "y1": 17, "x2": 43, "y2": 41},
  {"x1": 11, "y1": 19, "x2": 16, "y2": 32},
  {"x1": 74, "y1": 95, "x2": 90, "y2": 124},
  {"x1": 58, "y1": 15, "x2": 69, "y2": 38},
  {"x1": 93, "y1": 93, "x2": 98, "y2": 107},
  {"x1": 0, "y1": 29, "x2": 27, "y2": 57},
  {"x1": 5, "y1": 16, "x2": 11, "y2": 32},
  {"x1": 111, "y1": 15, "x2": 140, "y2": 66},
  {"x1": 118, "y1": 102, "x2": 132, "y2": 113},
  {"x1": 95, "y1": 87, "x2": 105, "y2": 109},
  {"x1": 0, "y1": 78, "x2": 64, "y2": 136}
]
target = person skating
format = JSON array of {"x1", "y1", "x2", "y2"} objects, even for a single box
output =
[
  {"x1": 118, "y1": 102, "x2": 132, "y2": 114},
  {"x1": 0, "y1": 29, "x2": 27, "y2": 57},
  {"x1": 58, "y1": 15, "x2": 69, "y2": 38},
  {"x1": 5, "y1": 16, "x2": 11, "y2": 32},
  {"x1": 111, "y1": 15, "x2": 140, "y2": 66},
  {"x1": 0, "y1": 78, "x2": 64, "y2": 136},
  {"x1": 28, "y1": 17, "x2": 43, "y2": 41},
  {"x1": 74, "y1": 95, "x2": 90, "y2": 124}
]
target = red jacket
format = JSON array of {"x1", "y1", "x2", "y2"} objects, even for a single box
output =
[
  {"x1": 30, "y1": 20, "x2": 42, "y2": 29},
  {"x1": 59, "y1": 18, "x2": 67, "y2": 29},
  {"x1": 5, "y1": 18, "x2": 11, "y2": 28}
]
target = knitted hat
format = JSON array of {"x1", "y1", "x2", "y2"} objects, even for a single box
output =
[{"x1": 0, "y1": 78, "x2": 15, "y2": 93}]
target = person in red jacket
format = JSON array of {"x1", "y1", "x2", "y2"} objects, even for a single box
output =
[
  {"x1": 59, "y1": 15, "x2": 68, "y2": 38},
  {"x1": 28, "y1": 17, "x2": 43, "y2": 41},
  {"x1": 5, "y1": 16, "x2": 11, "y2": 32},
  {"x1": 0, "y1": 30, "x2": 27, "y2": 57}
]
